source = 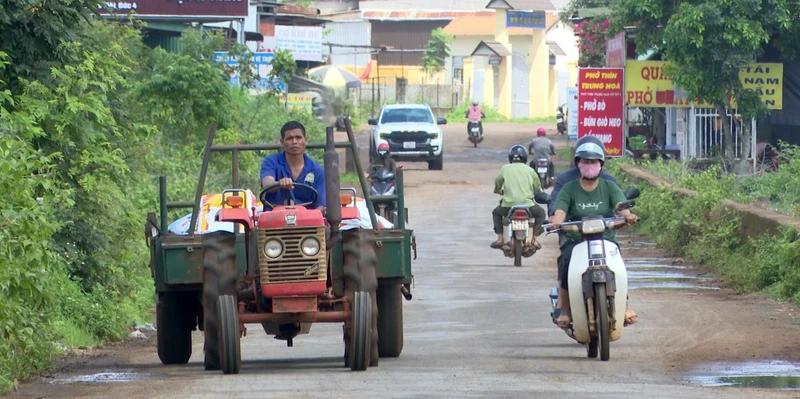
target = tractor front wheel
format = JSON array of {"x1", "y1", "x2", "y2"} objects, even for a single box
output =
[
  {"x1": 218, "y1": 294, "x2": 242, "y2": 374},
  {"x1": 202, "y1": 232, "x2": 238, "y2": 371},
  {"x1": 349, "y1": 291, "x2": 371, "y2": 371}
]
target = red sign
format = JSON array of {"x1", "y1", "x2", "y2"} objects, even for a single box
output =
[
  {"x1": 605, "y1": 32, "x2": 625, "y2": 67},
  {"x1": 97, "y1": 0, "x2": 248, "y2": 17},
  {"x1": 577, "y1": 67, "x2": 625, "y2": 158}
]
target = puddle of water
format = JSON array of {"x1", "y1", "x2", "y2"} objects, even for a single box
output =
[
  {"x1": 52, "y1": 371, "x2": 152, "y2": 384},
  {"x1": 687, "y1": 361, "x2": 800, "y2": 390},
  {"x1": 626, "y1": 257, "x2": 682, "y2": 264},
  {"x1": 626, "y1": 263, "x2": 689, "y2": 270},
  {"x1": 628, "y1": 270, "x2": 697, "y2": 279},
  {"x1": 629, "y1": 280, "x2": 719, "y2": 290}
]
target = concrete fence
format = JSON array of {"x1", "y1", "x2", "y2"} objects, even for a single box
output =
[{"x1": 619, "y1": 164, "x2": 800, "y2": 238}]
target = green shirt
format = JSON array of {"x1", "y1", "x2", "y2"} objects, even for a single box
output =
[
  {"x1": 554, "y1": 179, "x2": 626, "y2": 242},
  {"x1": 494, "y1": 163, "x2": 542, "y2": 207}
]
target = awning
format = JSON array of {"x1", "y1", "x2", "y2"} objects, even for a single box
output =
[
  {"x1": 547, "y1": 41, "x2": 566, "y2": 56},
  {"x1": 141, "y1": 22, "x2": 264, "y2": 42},
  {"x1": 471, "y1": 40, "x2": 512, "y2": 57}
]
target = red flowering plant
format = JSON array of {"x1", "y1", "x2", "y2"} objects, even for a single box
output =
[{"x1": 574, "y1": 18, "x2": 610, "y2": 67}]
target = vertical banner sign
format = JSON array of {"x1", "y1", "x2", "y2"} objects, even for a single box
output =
[
  {"x1": 577, "y1": 68, "x2": 625, "y2": 157},
  {"x1": 566, "y1": 87, "x2": 579, "y2": 141}
]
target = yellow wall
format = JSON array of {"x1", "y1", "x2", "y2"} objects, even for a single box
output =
[{"x1": 548, "y1": 66, "x2": 558, "y2": 112}]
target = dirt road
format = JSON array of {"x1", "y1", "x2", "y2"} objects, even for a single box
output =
[{"x1": 8, "y1": 123, "x2": 800, "y2": 398}]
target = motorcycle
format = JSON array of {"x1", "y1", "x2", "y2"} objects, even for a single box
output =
[
  {"x1": 534, "y1": 187, "x2": 640, "y2": 361},
  {"x1": 556, "y1": 106, "x2": 566, "y2": 135},
  {"x1": 533, "y1": 158, "x2": 553, "y2": 189},
  {"x1": 369, "y1": 166, "x2": 397, "y2": 219},
  {"x1": 500, "y1": 205, "x2": 542, "y2": 267},
  {"x1": 468, "y1": 119, "x2": 485, "y2": 148}
]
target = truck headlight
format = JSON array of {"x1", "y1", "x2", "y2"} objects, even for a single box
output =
[
  {"x1": 300, "y1": 237, "x2": 321, "y2": 256},
  {"x1": 264, "y1": 239, "x2": 283, "y2": 259}
]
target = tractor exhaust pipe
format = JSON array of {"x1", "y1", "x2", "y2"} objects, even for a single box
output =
[
  {"x1": 401, "y1": 285, "x2": 413, "y2": 301},
  {"x1": 324, "y1": 125, "x2": 341, "y2": 245}
]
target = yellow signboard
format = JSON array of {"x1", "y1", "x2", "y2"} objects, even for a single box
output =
[
  {"x1": 624, "y1": 61, "x2": 783, "y2": 109},
  {"x1": 279, "y1": 93, "x2": 313, "y2": 113}
]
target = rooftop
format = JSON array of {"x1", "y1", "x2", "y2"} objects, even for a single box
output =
[{"x1": 443, "y1": 12, "x2": 560, "y2": 36}]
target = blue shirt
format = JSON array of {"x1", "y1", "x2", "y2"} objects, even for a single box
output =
[
  {"x1": 548, "y1": 167, "x2": 618, "y2": 216},
  {"x1": 259, "y1": 152, "x2": 327, "y2": 210}
]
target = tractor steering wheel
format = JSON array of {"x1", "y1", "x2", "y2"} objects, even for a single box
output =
[{"x1": 259, "y1": 182, "x2": 319, "y2": 210}]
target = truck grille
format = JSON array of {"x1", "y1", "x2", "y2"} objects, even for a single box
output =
[
  {"x1": 389, "y1": 131, "x2": 431, "y2": 143},
  {"x1": 257, "y1": 227, "x2": 327, "y2": 283}
]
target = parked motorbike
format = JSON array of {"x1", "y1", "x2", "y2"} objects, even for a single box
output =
[
  {"x1": 534, "y1": 187, "x2": 640, "y2": 361},
  {"x1": 556, "y1": 106, "x2": 566, "y2": 135},
  {"x1": 468, "y1": 118, "x2": 485, "y2": 147},
  {"x1": 533, "y1": 158, "x2": 553, "y2": 189},
  {"x1": 369, "y1": 166, "x2": 397, "y2": 219},
  {"x1": 500, "y1": 205, "x2": 542, "y2": 267}
]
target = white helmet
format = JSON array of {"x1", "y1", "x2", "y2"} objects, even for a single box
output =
[{"x1": 472, "y1": 99, "x2": 479, "y2": 106}]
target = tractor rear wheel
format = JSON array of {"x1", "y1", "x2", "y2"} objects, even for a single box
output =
[
  {"x1": 218, "y1": 294, "x2": 241, "y2": 374},
  {"x1": 156, "y1": 292, "x2": 192, "y2": 365},
  {"x1": 377, "y1": 284, "x2": 404, "y2": 358},
  {"x1": 349, "y1": 291, "x2": 371, "y2": 371},
  {"x1": 202, "y1": 232, "x2": 238, "y2": 371}
]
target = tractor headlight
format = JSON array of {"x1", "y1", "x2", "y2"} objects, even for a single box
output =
[
  {"x1": 264, "y1": 239, "x2": 284, "y2": 259},
  {"x1": 300, "y1": 237, "x2": 321, "y2": 256}
]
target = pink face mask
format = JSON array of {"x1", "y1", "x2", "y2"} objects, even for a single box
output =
[{"x1": 578, "y1": 162, "x2": 601, "y2": 179}]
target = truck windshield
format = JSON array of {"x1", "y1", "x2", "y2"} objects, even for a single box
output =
[{"x1": 380, "y1": 108, "x2": 434, "y2": 124}]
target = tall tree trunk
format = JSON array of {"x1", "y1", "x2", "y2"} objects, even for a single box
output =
[
  {"x1": 716, "y1": 103, "x2": 735, "y2": 171},
  {"x1": 735, "y1": 115, "x2": 753, "y2": 175}
]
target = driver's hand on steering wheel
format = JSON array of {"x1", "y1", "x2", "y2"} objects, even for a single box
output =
[{"x1": 278, "y1": 177, "x2": 294, "y2": 190}]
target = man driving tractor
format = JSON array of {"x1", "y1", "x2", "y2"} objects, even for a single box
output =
[{"x1": 260, "y1": 121, "x2": 327, "y2": 213}]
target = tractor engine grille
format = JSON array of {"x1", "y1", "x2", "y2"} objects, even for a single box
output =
[{"x1": 257, "y1": 227, "x2": 327, "y2": 284}]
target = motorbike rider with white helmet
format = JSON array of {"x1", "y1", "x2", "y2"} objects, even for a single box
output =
[
  {"x1": 491, "y1": 145, "x2": 546, "y2": 250},
  {"x1": 548, "y1": 137, "x2": 639, "y2": 329}
]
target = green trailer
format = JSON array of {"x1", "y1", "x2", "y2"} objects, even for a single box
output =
[{"x1": 144, "y1": 119, "x2": 415, "y2": 373}]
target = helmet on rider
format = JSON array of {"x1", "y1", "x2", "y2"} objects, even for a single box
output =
[
  {"x1": 472, "y1": 99, "x2": 479, "y2": 106},
  {"x1": 573, "y1": 135, "x2": 606, "y2": 167},
  {"x1": 377, "y1": 143, "x2": 390, "y2": 158},
  {"x1": 508, "y1": 144, "x2": 528, "y2": 164},
  {"x1": 536, "y1": 127, "x2": 546, "y2": 137}
]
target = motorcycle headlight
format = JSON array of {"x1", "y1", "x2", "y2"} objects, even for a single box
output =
[
  {"x1": 581, "y1": 219, "x2": 606, "y2": 234},
  {"x1": 264, "y1": 239, "x2": 284, "y2": 259},
  {"x1": 300, "y1": 237, "x2": 321, "y2": 256}
]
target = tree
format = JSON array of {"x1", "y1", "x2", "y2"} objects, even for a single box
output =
[
  {"x1": 0, "y1": 0, "x2": 103, "y2": 95},
  {"x1": 574, "y1": 18, "x2": 610, "y2": 67},
  {"x1": 613, "y1": 0, "x2": 800, "y2": 172},
  {"x1": 421, "y1": 28, "x2": 453, "y2": 78},
  {"x1": 268, "y1": 48, "x2": 297, "y2": 97}
]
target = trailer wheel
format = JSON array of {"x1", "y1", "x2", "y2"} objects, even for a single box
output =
[
  {"x1": 377, "y1": 284, "x2": 403, "y2": 358},
  {"x1": 349, "y1": 291, "x2": 371, "y2": 371},
  {"x1": 218, "y1": 294, "x2": 241, "y2": 374},
  {"x1": 156, "y1": 292, "x2": 192, "y2": 365},
  {"x1": 202, "y1": 232, "x2": 238, "y2": 371}
]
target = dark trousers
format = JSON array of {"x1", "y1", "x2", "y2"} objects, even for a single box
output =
[{"x1": 492, "y1": 205, "x2": 546, "y2": 235}]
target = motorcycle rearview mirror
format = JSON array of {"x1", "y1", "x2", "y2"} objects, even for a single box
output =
[
  {"x1": 533, "y1": 192, "x2": 551, "y2": 205},
  {"x1": 623, "y1": 187, "x2": 641, "y2": 200}
]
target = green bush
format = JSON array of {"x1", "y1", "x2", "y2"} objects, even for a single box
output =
[{"x1": 605, "y1": 157, "x2": 800, "y2": 304}]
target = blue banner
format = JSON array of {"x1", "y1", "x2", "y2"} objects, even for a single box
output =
[
  {"x1": 214, "y1": 51, "x2": 286, "y2": 92},
  {"x1": 506, "y1": 11, "x2": 546, "y2": 29}
]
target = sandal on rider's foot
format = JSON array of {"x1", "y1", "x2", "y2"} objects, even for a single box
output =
[
  {"x1": 533, "y1": 240, "x2": 542, "y2": 250},
  {"x1": 624, "y1": 308, "x2": 638, "y2": 326},
  {"x1": 556, "y1": 314, "x2": 572, "y2": 329},
  {"x1": 490, "y1": 241, "x2": 504, "y2": 249}
]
